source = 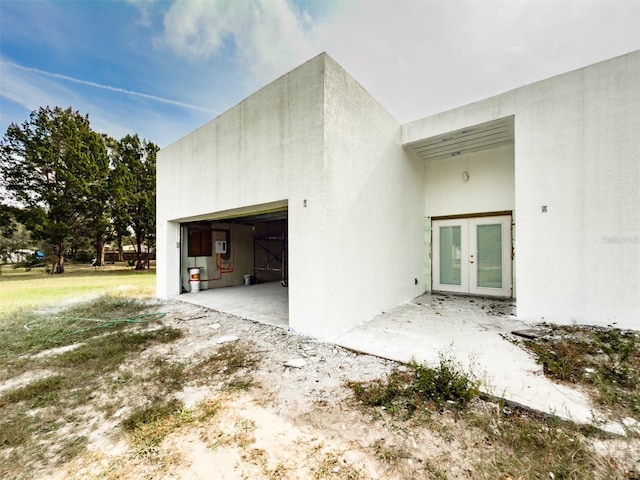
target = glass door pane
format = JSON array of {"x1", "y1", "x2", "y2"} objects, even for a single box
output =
[
  {"x1": 476, "y1": 224, "x2": 502, "y2": 288},
  {"x1": 440, "y1": 226, "x2": 462, "y2": 285}
]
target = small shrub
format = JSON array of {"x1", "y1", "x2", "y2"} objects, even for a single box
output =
[
  {"x1": 350, "y1": 357, "x2": 479, "y2": 418},
  {"x1": 412, "y1": 357, "x2": 480, "y2": 410}
]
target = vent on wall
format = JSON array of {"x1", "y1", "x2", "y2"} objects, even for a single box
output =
[{"x1": 404, "y1": 116, "x2": 514, "y2": 161}]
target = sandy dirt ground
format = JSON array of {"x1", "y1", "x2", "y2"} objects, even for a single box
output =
[{"x1": 8, "y1": 300, "x2": 638, "y2": 479}]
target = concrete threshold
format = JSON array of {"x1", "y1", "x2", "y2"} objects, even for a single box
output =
[{"x1": 174, "y1": 281, "x2": 288, "y2": 328}]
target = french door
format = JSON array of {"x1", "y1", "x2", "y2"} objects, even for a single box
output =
[{"x1": 432, "y1": 215, "x2": 512, "y2": 297}]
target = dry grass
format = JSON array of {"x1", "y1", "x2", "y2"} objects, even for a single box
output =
[
  {"x1": 1, "y1": 270, "x2": 638, "y2": 480},
  {"x1": 523, "y1": 324, "x2": 640, "y2": 420},
  {"x1": 349, "y1": 357, "x2": 639, "y2": 479},
  {"x1": 0, "y1": 294, "x2": 183, "y2": 480}
]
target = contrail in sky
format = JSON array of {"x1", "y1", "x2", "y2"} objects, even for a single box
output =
[{"x1": 2, "y1": 60, "x2": 218, "y2": 114}]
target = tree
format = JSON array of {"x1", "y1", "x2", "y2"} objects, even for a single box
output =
[
  {"x1": 0, "y1": 205, "x2": 32, "y2": 264},
  {"x1": 112, "y1": 135, "x2": 158, "y2": 270},
  {"x1": 0, "y1": 106, "x2": 106, "y2": 273},
  {"x1": 82, "y1": 133, "x2": 112, "y2": 267},
  {"x1": 108, "y1": 141, "x2": 133, "y2": 263}
]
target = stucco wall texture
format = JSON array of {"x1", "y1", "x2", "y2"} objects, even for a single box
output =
[
  {"x1": 158, "y1": 50, "x2": 639, "y2": 335},
  {"x1": 405, "y1": 50, "x2": 639, "y2": 329}
]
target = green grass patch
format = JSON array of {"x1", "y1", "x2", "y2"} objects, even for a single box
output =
[
  {"x1": 146, "y1": 358, "x2": 187, "y2": 394},
  {"x1": 0, "y1": 413, "x2": 32, "y2": 448},
  {"x1": 350, "y1": 357, "x2": 480, "y2": 418},
  {"x1": 49, "y1": 327, "x2": 182, "y2": 373},
  {"x1": 0, "y1": 295, "x2": 166, "y2": 368},
  {"x1": 0, "y1": 263, "x2": 155, "y2": 316}
]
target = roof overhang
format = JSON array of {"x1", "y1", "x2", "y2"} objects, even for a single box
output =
[{"x1": 403, "y1": 116, "x2": 514, "y2": 161}]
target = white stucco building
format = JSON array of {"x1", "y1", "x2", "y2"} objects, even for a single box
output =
[{"x1": 157, "y1": 51, "x2": 639, "y2": 336}]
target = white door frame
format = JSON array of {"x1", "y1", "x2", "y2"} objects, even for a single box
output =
[{"x1": 432, "y1": 214, "x2": 512, "y2": 297}]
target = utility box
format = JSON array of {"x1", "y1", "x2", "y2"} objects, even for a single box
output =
[{"x1": 215, "y1": 240, "x2": 227, "y2": 254}]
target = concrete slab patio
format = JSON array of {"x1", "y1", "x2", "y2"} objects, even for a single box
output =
[
  {"x1": 333, "y1": 293, "x2": 595, "y2": 424},
  {"x1": 174, "y1": 286, "x2": 597, "y2": 425}
]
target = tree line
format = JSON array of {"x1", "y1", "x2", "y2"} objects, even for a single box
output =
[{"x1": 0, "y1": 106, "x2": 157, "y2": 273}]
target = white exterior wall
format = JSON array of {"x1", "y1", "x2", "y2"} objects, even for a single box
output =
[
  {"x1": 157, "y1": 53, "x2": 328, "y2": 331},
  {"x1": 514, "y1": 52, "x2": 639, "y2": 329},
  {"x1": 309, "y1": 57, "x2": 425, "y2": 338},
  {"x1": 158, "y1": 53, "x2": 425, "y2": 338},
  {"x1": 424, "y1": 144, "x2": 515, "y2": 218},
  {"x1": 404, "y1": 51, "x2": 640, "y2": 329}
]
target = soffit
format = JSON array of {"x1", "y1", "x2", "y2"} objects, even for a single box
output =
[{"x1": 404, "y1": 116, "x2": 514, "y2": 161}]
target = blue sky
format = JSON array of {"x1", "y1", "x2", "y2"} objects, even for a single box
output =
[{"x1": 1, "y1": 0, "x2": 639, "y2": 148}]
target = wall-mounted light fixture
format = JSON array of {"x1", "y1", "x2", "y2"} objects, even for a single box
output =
[{"x1": 462, "y1": 171, "x2": 470, "y2": 182}]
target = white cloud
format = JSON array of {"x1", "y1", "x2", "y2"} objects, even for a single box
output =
[
  {"x1": 157, "y1": 0, "x2": 640, "y2": 123},
  {"x1": 127, "y1": 0, "x2": 156, "y2": 28},
  {"x1": 158, "y1": 0, "x2": 317, "y2": 84},
  {"x1": 312, "y1": 0, "x2": 640, "y2": 122}
]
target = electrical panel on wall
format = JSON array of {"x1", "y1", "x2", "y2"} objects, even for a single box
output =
[{"x1": 215, "y1": 240, "x2": 227, "y2": 254}]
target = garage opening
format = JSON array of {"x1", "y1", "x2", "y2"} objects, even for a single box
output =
[{"x1": 178, "y1": 206, "x2": 288, "y2": 327}]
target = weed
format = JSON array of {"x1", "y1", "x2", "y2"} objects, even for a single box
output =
[
  {"x1": 471, "y1": 406, "x2": 602, "y2": 480},
  {"x1": 190, "y1": 341, "x2": 261, "y2": 387},
  {"x1": 0, "y1": 414, "x2": 31, "y2": 447},
  {"x1": 122, "y1": 398, "x2": 184, "y2": 432},
  {"x1": 350, "y1": 357, "x2": 479, "y2": 419},
  {"x1": 208, "y1": 341, "x2": 261, "y2": 374},
  {"x1": 523, "y1": 325, "x2": 640, "y2": 418},
  {"x1": 423, "y1": 460, "x2": 448, "y2": 479},
  {"x1": 524, "y1": 338, "x2": 589, "y2": 383},
  {"x1": 196, "y1": 398, "x2": 222, "y2": 421},
  {"x1": 148, "y1": 357, "x2": 186, "y2": 394},
  {"x1": 411, "y1": 358, "x2": 480, "y2": 410},
  {"x1": 0, "y1": 375, "x2": 66, "y2": 408},
  {"x1": 226, "y1": 377, "x2": 254, "y2": 391},
  {"x1": 312, "y1": 453, "x2": 363, "y2": 480},
  {"x1": 55, "y1": 435, "x2": 88, "y2": 465},
  {"x1": 375, "y1": 443, "x2": 411, "y2": 465},
  {"x1": 122, "y1": 398, "x2": 190, "y2": 454}
]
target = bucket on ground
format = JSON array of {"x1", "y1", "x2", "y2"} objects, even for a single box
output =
[
  {"x1": 243, "y1": 274, "x2": 252, "y2": 285},
  {"x1": 189, "y1": 267, "x2": 201, "y2": 292}
]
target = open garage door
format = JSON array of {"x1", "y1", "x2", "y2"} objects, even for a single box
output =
[{"x1": 179, "y1": 207, "x2": 288, "y2": 293}]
